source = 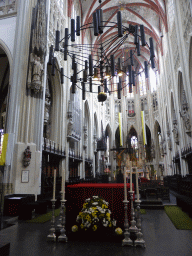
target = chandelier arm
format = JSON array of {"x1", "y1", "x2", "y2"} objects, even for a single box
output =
[
  {"x1": 104, "y1": 37, "x2": 122, "y2": 59},
  {"x1": 104, "y1": 33, "x2": 128, "y2": 59},
  {"x1": 68, "y1": 51, "x2": 91, "y2": 61},
  {"x1": 101, "y1": 33, "x2": 123, "y2": 52},
  {"x1": 106, "y1": 36, "x2": 128, "y2": 60}
]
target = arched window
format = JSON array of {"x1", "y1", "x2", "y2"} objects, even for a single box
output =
[
  {"x1": 150, "y1": 68, "x2": 157, "y2": 92},
  {"x1": 131, "y1": 136, "x2": 138, "y2": 150}
]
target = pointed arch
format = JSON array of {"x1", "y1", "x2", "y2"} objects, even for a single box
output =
[
  {"x1": 105, "y1": 123, "x2": 112, "y2": 151},
  {"x1": 94, "y1": 112, "x2": 98, "y2": 137},
  {"x1": 46, "y1": 57, "x2": 63, "y2": 143},
  {"x1": 0, "y1": 45, "x2": 10, "y2": 131},
  {"x1": 127, "y1": 125, "x2": 137, "y2": 148},
  {"x1": 189, "y1": 36, "x2": 192, "y2": 94}
]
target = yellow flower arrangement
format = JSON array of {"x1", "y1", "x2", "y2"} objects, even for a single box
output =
[{"x1": 73, "y1": 196, "x2": 116, "y2": 232}]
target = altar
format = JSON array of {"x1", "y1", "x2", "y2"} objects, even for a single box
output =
[{"x1": 66, "y1": 183, "x2": 133, "y2": 230}]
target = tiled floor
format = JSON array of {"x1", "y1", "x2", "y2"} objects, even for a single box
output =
[{"x1": 0, "y1": 192, "x2": 192, "y2": 256}]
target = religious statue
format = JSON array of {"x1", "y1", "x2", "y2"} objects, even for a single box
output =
[
  {"x1": 67, "y1": 117, "x2": 73, "y2": 137},
  {"x1": 83, "y1": 125, "x2": 88, "y2": 149},
  {"x1": 179, "y1": 89, "x2": 191, "y2": 132},
  {"x1": 93, "y1": 135, "x2": 97, "y2": 153},
  {"x1": 27, "y1": 53, "x2": 43, "y2": 93},
  {"x1": 151, "y1": 139, "x2": 155, "y2": 159},
  {"x1": 44, "y1": 86, "x2": 51, "y2": 124},
  {"x1": 23, "y1": 146, "x2": 32, "y2": 167},
  {"x1": 31, "y1": 55, "x2": 43, "y2": 92},
  {"x1": 159, "y1": 141, "x2": 164, "y2": 157},
  {"x1": 172, "y1": 122, "x2": 179, "y2": 145},
  {"x1": 162, "y1": 139, "x2": 167, "y2": 155},
  {"x1": 180, "y1": 104, "x2": 191, "y2": 131}
]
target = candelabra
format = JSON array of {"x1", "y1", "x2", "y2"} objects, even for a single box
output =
[
  {"x1": 47, "y1": 199, "x2": 56, "y2": 242},
  {"x1": 128, "y1": 191, "x2": 138, "y2": 244},
  {"x1": 57, "y1": 192, "x2": 63, "y2": 229},
  {"x1": 58, "y1": 199, "x2": 68, "y2": 242},
  {"x1": 134, "y1": 200, "x2": 145, "y2": 247},
  {"x1": 122, "y1": 200, "x2": 133, "y2": 246}
]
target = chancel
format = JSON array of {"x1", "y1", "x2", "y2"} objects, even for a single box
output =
[{"x1": 0, "y1": 0, "x2": 192, "y2": 255}]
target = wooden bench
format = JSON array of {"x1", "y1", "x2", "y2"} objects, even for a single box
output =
[{"x1": 176, "y1": 194, "x2": 192, "y2": 218}]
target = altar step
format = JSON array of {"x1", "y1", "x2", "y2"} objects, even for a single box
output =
[
  {"x1": 0, "y1": 241, "x2": 10, "y2": 256},
  {"x1": 140, "y1": 199, "x2": 164, "y2": 210},
  {"x1": 3, "y1": 216, "x2": 18, "y2": 229}
]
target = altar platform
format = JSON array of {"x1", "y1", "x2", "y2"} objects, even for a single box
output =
[
  {"x1": 1, "y1": 192, "x2": 192, "y2": 256},
  {"x1": 66, "y1": 183, "x2": 133, "y2": 230}
]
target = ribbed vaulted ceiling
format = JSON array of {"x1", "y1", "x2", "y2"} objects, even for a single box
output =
[{"x1": 80, "y1": 0, "x2": 167, "y2": 71}]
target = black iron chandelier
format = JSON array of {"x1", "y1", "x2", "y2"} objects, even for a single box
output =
[{"x1": 48, "y1": 0, "x2": 155, "y2": 103}]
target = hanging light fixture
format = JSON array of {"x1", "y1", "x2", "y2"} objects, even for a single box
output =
[{"x1": 49, "y1": 0, "x2": 156, "y2": 103}]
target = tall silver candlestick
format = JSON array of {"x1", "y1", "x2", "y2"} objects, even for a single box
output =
[
  {"x1": 47, "y1": 199, "x2": 56, "y2": 242},
  {"x1": 57, "y1": 169, "x2": 65, "y2": 228},
  {"x1": 122, "y1": 200, "x2": 133, "y2": 246},
  {"x1": 128, "y1": 190, "x2": 138, "y2": 243},
  {"x1": 58, "y1": 169, "x2": 65, "y2": 228},
  {"x1": 58, "y1": 199, "x2": 68, "y2": 242},
  {"x1": 57, "y1": 191, "x2": 63, "y2": 228},
  {"x1": 134, "y1": 200, "x2": 145, "y2": 247},
  {"x1": 124, "y1": 167, "x2": 127, "y2": 201}
]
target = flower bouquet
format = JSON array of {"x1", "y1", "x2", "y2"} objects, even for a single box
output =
[{"x1": 71, "y1": 196, "x2": 123, "y2": 241}]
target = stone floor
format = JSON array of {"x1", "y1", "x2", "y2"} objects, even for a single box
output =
[{"x1": 0, "y1": 192, "x2": 192, "y2": 256}]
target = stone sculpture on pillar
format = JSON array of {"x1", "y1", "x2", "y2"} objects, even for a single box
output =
[
  {"x1": 150, "y1": 139, "x2": 155, "y2": 159},
  {"x1": 172, "y1": 120, "x2": 179, "y2": 145},
  {"x1": 23, "y1": 146, "x2": 32, "y2": 167},
  {"x1": 162, "y1": 138, "x2": 167, "y2": 155},
  {"x1": 44, "y1": 86, "x2": 51, "y2": 124},
  {"x1": 27, "y1": 0, "x2": 47, "y2": 94},
  {"x1": 93, "y1": 134, "x2": 97, "y2": 153},
  {"x1": 179, "y1": 90, "x2": 191, "y2": 134},
  {"x1": 83, "y1": 125, "x2": 88, "y2": 150},
  {"x1": 27, "y1": 53, "x2": 44, "y2": 93},
  {"x1": 167, "y1": 131, "x2": 172, "y2": 151}
]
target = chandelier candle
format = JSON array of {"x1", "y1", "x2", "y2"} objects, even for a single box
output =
[{"x1": 124, "y1": 167, "x2": 127, "y2": 201}]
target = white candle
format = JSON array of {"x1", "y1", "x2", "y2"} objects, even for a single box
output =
[
  {"x1": 53, "y1": 169, "x2": 56, "y2": 200},
  {"x1": 62, "y1": 169, "x2": 65, "y2": 200},
  {"x1": 124, "y1": 167, "x2": 127, "y2": 201},
  {"x1": 130, "y1": 161, "x2": 132, "y2": 192},
  {"x1": 136, "y1": 168, "x2": 139, "y2": 199}
]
